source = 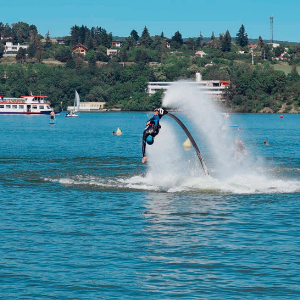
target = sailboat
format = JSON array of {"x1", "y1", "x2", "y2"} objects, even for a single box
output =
[{"x1": 65, "y1": 90, "x2": 80, "y2": 117}]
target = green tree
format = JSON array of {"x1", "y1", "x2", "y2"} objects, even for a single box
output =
[
  {"x1": 257, "y1": 35, "x2": 264, "y2": 49},
  {"x1": 287, "y1": 64, "x2": 300, "y2": 82},
  {"x1": 140, "y1": 26, "x2": 152, "y2": 47},
  {"x1": 16, "y1": 47, "x2": 26, "y2": 64},
  {"x1": 55, "y1": 47, "x2": 72, "y2": 62},
  {"x1": 3, "y1": 23, "x2": 12, "y2": 40},
  {"x1": 86, "y1": 86, "x2": 108, "y2": 102},
  {"x1": 148, "y1": 89, "x2": 163, "y2": 109},
  {"x1": 196, "y1": 31, "x2": 203, "y2": 48},
  {"x1": 27, "y1": 43, "x2": 36, "y2": 58},
  {"x1": 0, "y1": 44, "x2": 4, "y2": 59},
  {"x1": 88, "y1": 53, "x2": 96, "y2": 69},
  {"x1": 96, "y1": 46, "x2": 109, "y2": 62},
  {"x1": 70, "y1": 25, "x2": 81, "y2": 46},
  {"x1": 35, "y1": 48, "x2": 45, "y2": 63},
  {"x1": 130, "y1": 29, "x2": 139, "y2": 42},
  {"x1": 0, "y1": 22, "x2": 4, "y2": 40},
  {"x1": 211, "y1": 31, "x2": 215, "y2": 41},
  {"x1": 119, "y1": 48, "x2": 128, "y2": 62},
  {"x1": 73, "y1": 53, "x2": 84, "y2": 69},
  {"x1": 29, "y1": 29, "x2": 41, "y2": 50},
  {"x1": 151, "y1": 35, "x2": 163, "y2": 50},
  {"x1": 125, "y1": 36, "x2": 136, "y2": 50},
  {"x1": 262, "y1": 44, "x2": 272, "y2": 60},
  {"x1": 236, "y1": 24, "x2": 248, "y2": 47},
  {"x1": 65, "y1": 58, "x2": 76, "y2": 69},
  {"x1": 186, "y1": 37, "x2": 195, "y2": 50},
  {"x1": 11, "y1": 22, "x2": 31, "y2": 44},
  {"x1": 45, "y1": 30, "x2": 52, "y2": 49},
  {"x1": 135, "y1": 48, "x2": 151, "y2": 64},
  {"x1": 220, "y1": 30, "x2": 231, "y2": 52},
  {"x1": 171, "y1": 31, "x2": 183, "y2": 47},
  {"x1": 85, "y1": 30, "x2": 94, "y2": 50}
]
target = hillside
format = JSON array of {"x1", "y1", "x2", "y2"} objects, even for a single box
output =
[{"x1": 1, "y1": 22, "x2": 300, "y2": 112}]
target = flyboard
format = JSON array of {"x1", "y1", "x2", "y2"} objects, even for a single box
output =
[{"x1": 157, "y1": 108, "x2": 209, "y2": 176}]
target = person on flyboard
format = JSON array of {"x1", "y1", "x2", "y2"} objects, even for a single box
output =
[{"x1": 142, "y1": 107, "x2": 167, "y2": 163}]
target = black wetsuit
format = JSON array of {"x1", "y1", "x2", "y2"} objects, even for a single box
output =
[{"x1": 142, "y1": 115, "x2": 161, "y2": 157}]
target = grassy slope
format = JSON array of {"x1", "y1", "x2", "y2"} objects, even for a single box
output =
[{"x1": 273, "y1": 64, "x2": 300, "y2": 75}]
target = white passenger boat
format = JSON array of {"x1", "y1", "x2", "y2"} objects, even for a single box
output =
[{"x1": 0, "y1": 95, "x2": 55, "y2": 115}]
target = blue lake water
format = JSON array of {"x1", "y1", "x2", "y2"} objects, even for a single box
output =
[{"x1": 1, "y1": 112, "x2": 300, "y2": 299}]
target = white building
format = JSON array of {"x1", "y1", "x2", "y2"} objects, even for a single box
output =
[
  {"x1": 107, "y1": 49, "x2": 119, "y2": 56},
  {"x1": 268, "y1": 43, "x2": 280, "y2": 48},
  {"x1": 147, "y1": 73, "x2": 229, "y2": 101},
  {"x1": 67, "y1": 102, "x2": 106, "y2": 111},
  {"x1": 4, "y1": 42, "x2": 28, "y2": 53},
  {"x1": 195, "y1": 50, "x2": 207, "y2": 58}
]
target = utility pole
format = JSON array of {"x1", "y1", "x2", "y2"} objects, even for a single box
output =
[{"x1": 269, "y1": 15, "x2": 274, "y2": 43}]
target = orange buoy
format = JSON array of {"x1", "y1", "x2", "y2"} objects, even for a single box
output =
[{"x1": 280, "y1": 115, "x2": 283, "y2": 119}]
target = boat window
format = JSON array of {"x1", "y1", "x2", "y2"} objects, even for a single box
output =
[
  {"x1": 19, "y1": 105, "x2": 24, "y2": 109},
  {"x1": 47, "y1": 106, "x2": 51, "y2": 109},
  {"x1": 0, "y1": 105, "x2": 4, "y2": 108},
  {"x1": 6, "y1": 105, "x2": 11, "y2": 109},
  {"x1": 39, "y1": 105, "x2": 44, "y2": 109},
  {"x1": 32, "y1": 105, "x2": 37, "y2": 109},
  {"x1": 12, "y1": 105, "x2": 17, "y2": 109}
]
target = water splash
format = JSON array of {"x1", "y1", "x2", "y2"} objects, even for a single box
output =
[
  {"x1": 161, "y1": 81, "x2": 257, "y2": 179},
  {"x1": 138, "y1": 80, "x2": 300, "y2": 192}
]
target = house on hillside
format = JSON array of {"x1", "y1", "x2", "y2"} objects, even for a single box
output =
[
  {"x1": 107, "y1": 49, "x2": 119, "y2": 56},
  {"x1": 56, "y1": 39, "x2": 65, "y2": 45},
  {"x1": 72, "y1": 43, "x2": 88, "y2": 55},
  {"x1": 274, "y1": 51, "x2": 290, "y2": 61},
  {"x1": 111, "y1": 40, "x2": 123, "y2": 48},
  {"x1": 268, "y1": 43, "x2": 280, "y2": 48},
  {"x1": 205, "y1": 62, "x2": 214, "y2": 67},
  {"x1": 4, "y1": 42, "x2": 28, "y2": 53},
  {"x1": 249, "y1": 44, "x2": 257, "y2": 50},
  {"x1": 163, "y1": 37, "x2": 171, "y2": 49},
  {"x1": 195, "y1": 50, "x2": 207, "y2": 58}
]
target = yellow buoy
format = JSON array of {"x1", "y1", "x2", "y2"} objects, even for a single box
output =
[
  {"x1": 116, "y1": 127, "x2": 122, "y2": 135},
  {"x1": 183, "y1": 138, "x2": 191, "y2": 150}
]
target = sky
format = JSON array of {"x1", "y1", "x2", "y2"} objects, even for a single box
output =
[{"x1": 2, "y1": 0, "x2": 300, "y2": 43}]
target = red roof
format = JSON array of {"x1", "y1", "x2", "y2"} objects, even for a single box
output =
[
  {"x1": 220, "y1": 80, "x2": 230, "y2": 85},
  {"x1": 72, "y1": 43, "x2": 88, "y2": 51}
]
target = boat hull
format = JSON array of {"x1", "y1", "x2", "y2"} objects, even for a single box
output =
[
  {"x1": 65, "y1": 114, "x2": 79, "y2": 117},
  {"x1": 0, "y1": 111, "x2": 52, "y2": 115}
]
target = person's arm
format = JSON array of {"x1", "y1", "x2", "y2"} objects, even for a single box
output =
[{"x1": 147, "y1": 115, "x2": 157, "y2": 126}]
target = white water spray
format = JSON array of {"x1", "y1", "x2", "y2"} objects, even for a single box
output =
[
  {"x1": 162, "y1": 81, "x2": 255, "y2": 179},
  {"x1": 140, "y1": 80, "x2": 300, "y2": 193}
]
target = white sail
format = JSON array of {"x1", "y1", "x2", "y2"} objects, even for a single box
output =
[{"x1": 74, "y1": 90, "x2": 80, "y2": 112}]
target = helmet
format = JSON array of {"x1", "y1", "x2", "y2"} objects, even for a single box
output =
[{"x1": 146, "y1": 135, "x2": 154, "y2": 145}]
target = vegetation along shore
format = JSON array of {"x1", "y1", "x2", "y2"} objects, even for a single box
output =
[{"x1": 1, "y1": 22, "x2": 300, "y2": 113}]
